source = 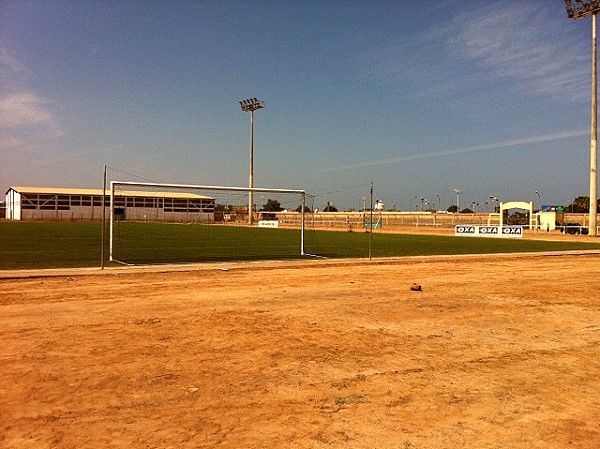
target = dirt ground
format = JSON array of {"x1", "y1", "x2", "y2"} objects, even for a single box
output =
[{"x1": 1, "y1": 251, "x2": 600, "y2": 448}]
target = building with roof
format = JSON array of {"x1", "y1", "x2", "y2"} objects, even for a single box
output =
[{"x1": 5, "y1": 186, "x2": 215, "y2": 222}]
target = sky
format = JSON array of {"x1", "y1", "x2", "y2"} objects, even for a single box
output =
[{"x1": 0, "y1": 0, "x2": 596, "y2": 211}]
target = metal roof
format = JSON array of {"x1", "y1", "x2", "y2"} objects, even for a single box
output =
[{"x1": 7, "y1": 186, "x2": 213, "y2": 200}]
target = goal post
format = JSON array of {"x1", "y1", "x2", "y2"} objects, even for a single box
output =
[{"x1": 108, "y1": 181, "x2": 313, "y2": 265}]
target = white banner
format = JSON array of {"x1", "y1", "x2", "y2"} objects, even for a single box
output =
[{"x1": 258, "y1": 220, "x2": 279, "y2": 228}]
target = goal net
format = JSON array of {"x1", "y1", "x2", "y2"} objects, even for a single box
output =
[{"x1": 109, "y1": 181, "x2": 316, "y2": 265}]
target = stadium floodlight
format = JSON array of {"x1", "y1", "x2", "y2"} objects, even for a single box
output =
[
  {"x1": 239, "y1": 97, "x2": 265, "y2": 224},
  {"x1": 565, "y1": 0, "x2": 600, "y2": 236},
  {"x1": 565, "y1": 0, "x2": 600, "y2": 19},
  {"x1": 453, "y1": 188, "x2": 463, "y2": 213}
]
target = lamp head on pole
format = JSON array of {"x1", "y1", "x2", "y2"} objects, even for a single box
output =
[
  {"x1": 565, "y1": 0, "x2": 600, "y2": 19},
  {"x1": 239, "y1": 97, "x2": 265, "y2": 112}
]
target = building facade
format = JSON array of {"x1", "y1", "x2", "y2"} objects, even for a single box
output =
[{"x1": 5, "y1": 187, "x2": 215, "y2": 222}]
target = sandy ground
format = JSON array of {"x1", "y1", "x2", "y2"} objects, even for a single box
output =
[{"x1": 1, "y1": 252, "x2": 600, "y2": 448}]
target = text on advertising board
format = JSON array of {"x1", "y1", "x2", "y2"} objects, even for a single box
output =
[{"x1": 455, "y1": 225, "x2": 523, "y2": 238}]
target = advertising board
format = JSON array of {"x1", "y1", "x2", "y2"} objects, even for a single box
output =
[
  {"x1": 258, "y1": 220, "x2": 279, "y2": 228},
  {"x1": 541, "y1": 205, "x2": 565, "y2": 212},
  {"x1": 455, "y1": 225, "x2": 523, "y2": 238}
]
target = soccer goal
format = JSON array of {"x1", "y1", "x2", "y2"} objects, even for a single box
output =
[{"x1": 108, "y1": 181, "x2": 316, "y2": 265}]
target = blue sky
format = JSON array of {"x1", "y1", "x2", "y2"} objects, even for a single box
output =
[{"x1": 0, "y1": 0, "x2": 596, "y2": 211}]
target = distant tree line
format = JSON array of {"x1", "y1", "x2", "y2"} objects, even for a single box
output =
[
  {"x1": 565, "y1": 196, "x2": 600, "y2": 213},
  {"x1": 215, "y1": 196, "x2": 600, "y2": 214},
  {"x1": 446, "y1": 196, "x2": 600, "y2": 214}
]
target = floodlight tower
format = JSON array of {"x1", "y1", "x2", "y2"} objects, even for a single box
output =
[
  {"x1": 453, "y1": 188, "x2": 463, "y2": 213},
  {"x1": 565, "y1": 0, "x2": 600, "y2": 236},
  {"x1": 239, "y1": 97, "x2": 265, "y2": 224}
]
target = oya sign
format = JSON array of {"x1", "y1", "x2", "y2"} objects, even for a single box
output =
[
  {"x1": 455, "y1": 225, "x2": 476, "y2": 234},
  {"x1": 455, "y1": 225, "x2": 523, "y2": 238},
  {"x1": 502, "y1": 226, "x2": 523, "y2": 236},
  {"x1": 479, "y1": 226, "x2": 499, "y2": 235}
]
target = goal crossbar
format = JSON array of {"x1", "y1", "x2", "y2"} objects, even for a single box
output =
[{"x1": 110, "y1": 181, "x2": 307, "y2": 196}]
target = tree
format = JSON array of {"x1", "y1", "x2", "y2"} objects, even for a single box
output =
[
  {"x1": 295, "y1": 204, "x2": 312, "y2": 213},
  {"x1": 564, "y1": 196, "x2": 600, "y2": 213},
  {"x1": 214, "y1": 203, "x2": 233, "y2": 212},
  {"x1": 262, "y1": 199, "x2": 283, "y2": 212},
  {"x1": 323, "y1": 202, "x2": 338, "y2": 212},
  {"x1": 447, "y1": 205, "x2": 458, "y2": 213}
]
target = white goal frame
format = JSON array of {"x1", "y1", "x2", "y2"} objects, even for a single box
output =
[{"x1": 109, "y1": 181, "x2": 308, "y2": 263}]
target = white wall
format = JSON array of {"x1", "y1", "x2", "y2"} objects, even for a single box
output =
[
  {"x1": 5, "y1": 190, "x2": 21, "y2": 220},
  {"x1": 537, "y1": 212, "x2": 556, "y2": 231}
]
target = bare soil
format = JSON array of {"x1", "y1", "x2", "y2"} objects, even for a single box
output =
[{"x1": 1, "y1": 252, "x2": 600, "y2": 448}]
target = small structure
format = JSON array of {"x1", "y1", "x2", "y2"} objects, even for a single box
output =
[
  {"x1": 5, "y1": 186, "x2": 215, "y2": 222},
  {"x1": 499, "y1": 201, "x2": 534, "y2": 229},
  {"x1": 537, "y1": 211, "x2": 556, "y2": 231}
]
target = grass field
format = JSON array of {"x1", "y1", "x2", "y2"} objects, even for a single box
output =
[{"x1": 2, "y1": 221, "x2": 600, "y2": 270}]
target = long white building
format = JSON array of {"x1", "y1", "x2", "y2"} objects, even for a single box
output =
[{"x1": 5, "y1": 186, "x2": 215, "y2": 222}]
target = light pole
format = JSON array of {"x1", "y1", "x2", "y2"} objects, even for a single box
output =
[
  {"x1": 239, "y1": 97, "x2": 265, "y2": 224},
  {"x1": 436, "y1": 194, "x2": 441, "y2": 211},
  {"x1": 534, "y1": 190, "x2": 541, "y2": 230},
  {"x1": 489, "y1": 196, "x2": 498, "y2": 213},
  {"x1": 565, "y1": 0, "x2": 600, "y2": 236},
  {"x1": 453, "y1": 188, "x2": 462, "y2": 213},
  {"x1": 361, "y1": 196, "x2": 367, "y2": 223}
]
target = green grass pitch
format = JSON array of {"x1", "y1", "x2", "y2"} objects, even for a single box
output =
[{"x1": 1, "y1": 221, "x2": 600, "y2": 270}]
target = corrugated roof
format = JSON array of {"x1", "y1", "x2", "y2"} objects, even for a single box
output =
[
  {"x1": 7, "y1": 186, "x2": 213, "y2": 200},
  {"x1": 9, "y1": 186, "x2": 104, "y2": 195}
]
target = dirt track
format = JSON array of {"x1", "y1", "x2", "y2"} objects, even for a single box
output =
[{"x1": 1, "y1": 253, "x2": 600, "y2": 448}]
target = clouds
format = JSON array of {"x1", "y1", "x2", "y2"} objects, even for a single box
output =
[
  {"x1": 0, "y1": 93, "x2": 53, "y2": 128},
  {"x1": 321, "y1": 129, "x2": 589, "y2": 172},
  {"x1": 353, "y1": 2, "x2": 588, "y2": 105},
  {"x1": 0, "y1": 47, "x2": 61, "y2": 151},
  {"x1": 0, "y1": 46, "x2": 27, "y2": 74},
  {"x1": 0, "y1": 1, "x2": 592, "y2": 205},
  {"x1": 446, "y1": 3, "x2": 588, "y2": 102}
]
